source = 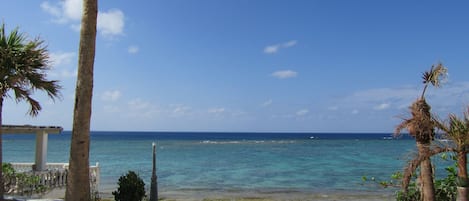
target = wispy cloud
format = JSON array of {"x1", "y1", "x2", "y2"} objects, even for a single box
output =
[
  {"x1": 128, "y1": 45, "x2": 139, "y2": 54},
  {"x1": 264, "y1": 40, "x2": 297, "y2": 54},
  {"x1": 262, "y1": 99, "x2": 273, "y2": 107},
  {"x1": 335, "y1": 81, "x2": 469, "y2": 115},
  {"x1": 271, "y1": 70, "x2": 298, "y2": 79},
  {"x1": 50, "y1": 52, "x2": 75, "y2": 66},
  {"x1": 374, "y1": 103, "x2": 390, "y2": 110},
  {"x1": 41, "y1": 0, "x2": 125, "y2": 38},
  {"x1": 170, "y1": 105, "x2": 192, "y2": 117},
  {"x1": 208, "y1": 107, "x2": 225, "y2": 114},
  {"x1": 128, "y1": 98, "x2": 151, "y2": 110},
  {"x1": 49, "y1": 52, "x2": 77, "y2": 79},
  {"x1": 101, "y1": 90, "x2": 122, "y2": 102},
  {"x1": 296, "y1": 109, "x2": 309, "y2": 116},
  {"x1": 126, "y1": 98, "x2": 159, "y2": 119}
]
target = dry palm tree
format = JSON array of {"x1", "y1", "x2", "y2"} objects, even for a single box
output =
[
  {"x1": 395, "y1": 63, "x2": 447, "y2": 201},
  {"x1": 65, "y1": 0, "x2": 97, "y2": 200},
  {"x1": 434, "y1": 109, "x2": 469, "y2": 201},
  {"x1": 0, "y1": 23, "x2": 61, "y2": 200}
]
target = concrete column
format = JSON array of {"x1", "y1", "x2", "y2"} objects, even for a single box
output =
[{"x1": 35, "y1": 131, "x2": 48, "y2": 171}]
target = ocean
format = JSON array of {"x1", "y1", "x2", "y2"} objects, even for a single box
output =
[{"x1": 1, "y1": 132, "x2": 450, "y2": 197}]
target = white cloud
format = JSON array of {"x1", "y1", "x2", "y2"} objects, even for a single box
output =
[
  {"x1": 208, "y1": 107, "x2": 225, "y2": 114},
  {"x1": 126, "y1": 98, "x2": 159, "y2": 119},
  {"x1": 50, "y1": 52, "x2": 75, "y2": 67},
  {"x1": 271, "y1": 70, "x2": 298, "y2": 79},
  {"x1": 262, "y1": 99, "x2": 273, "y2": 107},
  {"x1": 374, "y1": 103, "x2": 390, "y2": 110},
  {"x1": 264, "y1": 45, "x2": 280, "y2": 54},
  {"x1": 128, "y1": 46, "x2": 139, "y2": 54},
  {"x1": 41, "y1": 2, "x2": 62, "y2": 20},
  {"x1": 171, "y1": 105, "x2": 192, "y2": 117},
  {"x1": 336, "y1": 81, "x2": 469, "y2": 115},
  {"x1": 63, "y1": 0, "x2": 82, "y2": 21},
  {"x1": 48, "y1": 52, "x2": 77, "y2": 79},
  {"x1": 41, "y1": 0, "x2": 125, "y2": 38},
  {"x1": 97, "y1": 9, "x2": 125, "y2": 37},
  {"x1": 101, "y1": 90, "x2": 122, "y2": 102},
  {"x1": 283, "y1": 40, "x2": 297, "y2": 48},
  {"x1": 263, "y1": 40, "x2": 298, "y2": 54},
  {"x1": 296, "y1": 109, "x2": 309, "y2": 116},
  {"x1": 128, "y1": 98, "x2": 151, "y2": 110},
  {"x1": 58, "y1": 69, "x2": 77, "y2": 78},
  {"x1": 41, "y1": 0, "x2": 82, "y2": 24}
]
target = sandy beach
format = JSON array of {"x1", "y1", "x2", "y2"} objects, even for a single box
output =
[
  {"x1": 153, "y1": 190, "x2": 395, "y2": 201},
  {"x1": 40, "y1": 188, "x2": 395, "y2": 201}
]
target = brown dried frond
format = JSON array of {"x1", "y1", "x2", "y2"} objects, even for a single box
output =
[
  {"x1": 422, "y1": 63, "x2": 448, "y2": 87},
  {"x1": 401, "y1": 145, "x2": 454, "y2": 192},
  {"x1": 395, "y1": 99, "x2": 434, "y2": 143}
]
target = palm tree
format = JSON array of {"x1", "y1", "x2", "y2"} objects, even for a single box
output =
[
  {"x1": 0, "y1": 23, "x2": 61, "y2": 200},
  {"x1": 395, "y1": 63, "x2": 447, "y2": 201},
  {"x1": 435, "y1": 109, "x2": 469, "y2": 201},
  {"x1": 65, "y1": 0, "x2": 97, "y2": 200}
]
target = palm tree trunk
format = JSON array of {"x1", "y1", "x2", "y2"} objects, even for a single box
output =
[
  {"x1": 65, "y1": 0, "x2": 97, "y2": 200},
  {"x1": 417, "y1": 142, "x2": 436, "y2": 201},
  {"x1": 0, "y1": 98, "x2": 4, "y2": 201},
  {"x1": 457, "y1": 151, "x2": 468, "y2": 201}
]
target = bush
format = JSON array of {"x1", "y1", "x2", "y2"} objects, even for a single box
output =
[
  {"x1": 363, "y1": 164, "x2": 458, "y2": 201},
  {"x1": 2, "y1": 163, "x2": 46, "y2": 196},
  {"x1": 112, "y1": 171, "x2": 146, "y2": 201}
]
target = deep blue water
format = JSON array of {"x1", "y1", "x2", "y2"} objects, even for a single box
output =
[{"x1": 3, "y1": 131, "x2": 430, "y2": 194}]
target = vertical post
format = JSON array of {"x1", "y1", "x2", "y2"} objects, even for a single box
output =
[
  {"x1": 150, "y1": 142, "x2": 158, "y2": 201},
  {"x1": 35, "y1": 131, "x2": 48, "y2": 171}
]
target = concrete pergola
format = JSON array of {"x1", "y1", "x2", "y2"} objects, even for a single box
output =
[{"x1": 1, "y1": 125, "x2": 63, "y2": 171}]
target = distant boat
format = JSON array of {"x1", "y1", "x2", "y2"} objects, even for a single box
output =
[{"x1": 383, "y1": 136, "x2": 393, "y2": 140}]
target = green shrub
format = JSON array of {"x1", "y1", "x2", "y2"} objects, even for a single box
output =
[
  {"x1": 2, "y1": 163, "x2": 46, "y2": 196},
  {"x1": 363, "y1": 164, "x2": 458, "y2": 201},
  {"x1": 112, "y1": 171, "x2": 146, "y2": 201}
]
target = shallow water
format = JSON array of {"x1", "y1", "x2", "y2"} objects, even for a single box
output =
[{"x1": 3, "y1": 132, "x2": 427, "y2": 195}]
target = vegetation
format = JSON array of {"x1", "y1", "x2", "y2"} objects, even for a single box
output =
[
  {"x1": 383, "y1": 63, "x2": 469, "y2": 200},
  {"x1": 433, "y1": 109, "x2": 469, "y2": 201},
  {"x1": 65, "y1": 0, "x2": 98, "y2": 200},
  {"x1": 0, "y1": 22, "x2": 61, "y2": 200},
  {"x1": 2, "y1": 163, "x2": 47, "y2": 196},
  {"x1": 112, "y1": 171, "x2": 146, "y2": 201},
  {"x1": 395, "y1": 63, "x2": 447, "y2": 201},
  {"x1": 362, "y1": 155, "x2": 458, "y2": 201}
]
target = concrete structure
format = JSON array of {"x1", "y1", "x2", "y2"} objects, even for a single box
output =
[
  {"x1": 2, "y1": 125, "x2": 100, "y2": 196},
  {"x1": 1, "y1": 125, "x2": 63, "y2": 171}
]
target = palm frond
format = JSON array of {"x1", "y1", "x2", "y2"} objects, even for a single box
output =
[
  {"x1": 0, "y1": 22, "x2": 61, "y2": 116},
  {"x1": 433, "y1": 109, "x2": 469, "y2": 150},
  {"x1": 421, "y1": 63, "x2": 448, "y2": 99},
  {"x1": 25, "y1": 96, "x2": 41, "y2": 116}
]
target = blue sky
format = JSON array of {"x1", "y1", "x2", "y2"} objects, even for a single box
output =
[{"x1": 1, "y1": 0, "x2": 469, "y2": 132}]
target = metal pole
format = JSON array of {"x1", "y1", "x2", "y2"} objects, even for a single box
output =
[{"x1": 150, "y1": 142, "x2": 158, "y2": 201}]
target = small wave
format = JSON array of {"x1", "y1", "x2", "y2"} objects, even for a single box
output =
[
  {"x1": 200, "y1": 140, "x2": 297, "y2": 145},
  {"x1": 201, "y1": 140, "x2": 242, "y2": 144}
]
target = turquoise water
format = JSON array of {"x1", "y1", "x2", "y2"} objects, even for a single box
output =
[{"x1": 3, "y1": 132, "x2": 425, "y2": 194}]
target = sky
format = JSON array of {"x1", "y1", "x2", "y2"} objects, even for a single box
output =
[{"x1": 1, "y1": 0, "x2": 469, "y2": 132}]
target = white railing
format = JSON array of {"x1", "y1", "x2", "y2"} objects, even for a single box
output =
[{"x1": 9, "y1": 162, "x2": 100, "y2": 194}]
